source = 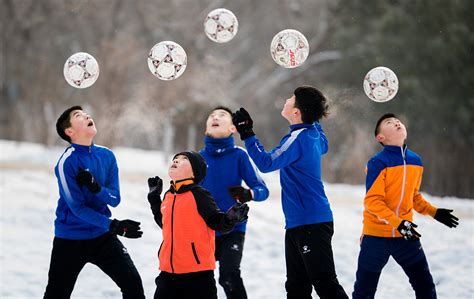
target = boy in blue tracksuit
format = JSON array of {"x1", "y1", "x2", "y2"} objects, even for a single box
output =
[
  {"x1": 200, "y1": 106, "x2": 269, "y2": 299},
  {"x1": 232, "y1": 86, "x2": 348, "y2": 299},
  {"x1": 44, "y1": 106, "x2": 145, "y2": 299}
]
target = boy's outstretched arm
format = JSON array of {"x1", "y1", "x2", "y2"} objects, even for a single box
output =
[
  {"x1": 192, "y1": 188, "x2": 248, "y2": 233},
  {"x1": 244, "y1": 134, "x2": 300, "y2": 173},
  {"x1": 232, "y1": 107, "x2": 299, "y2": 173},
  {"x1": 147, "y1": 176, "x2": 163, "y2": 228},
  {"x1": 412, "y1": 176, "x2": 459, "y2": 228}
]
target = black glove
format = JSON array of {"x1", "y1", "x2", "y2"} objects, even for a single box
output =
[
  {"x1": 109, "y1": 219, "x2": 143, "y2": 238},
  {"x1": 76, "y1": 169, "x2": 101, "y2": 193},
  {"x1": 226, "y1": 203, "x2": 250, "y2": 224},
  {"x1": 434, "y1": 208, "x2": 459, "y2": 228},
  {"x1": 397, "y1": 220, "x2": 421, "y2": 241},
  {"x1": 228, "y1": 186, "x2": 253, "y2": 203},
  {"x1": 147, "y1": 176, "x2": 163, "y2": 205},
  {"x1": 232, "y1": 107, "x2": 255, "y2": 140}
]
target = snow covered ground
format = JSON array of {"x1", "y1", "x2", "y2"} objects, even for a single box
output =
[{"x1": 1, "y1": 140, "x2": 473, "y2": 298}]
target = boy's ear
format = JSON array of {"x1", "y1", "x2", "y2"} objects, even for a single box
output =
[
  {"x1": 229, "y1": 125, "x2": 237, "y2": 134},
  {"x1": 65, "y1": 127, "x2": 74, "y2": 138},
  {"x1": 375, "y1": 134, "x2": 385, "y2": 143}
]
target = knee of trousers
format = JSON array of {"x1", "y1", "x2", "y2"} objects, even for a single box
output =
[
  {"x1": 405, "y1": 259, "x2": 436, "y2": 293},
  {"x1": 218, "y1": 271, "x2": 242, "y2": 287}
]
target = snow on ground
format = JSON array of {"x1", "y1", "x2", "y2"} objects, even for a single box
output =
[{"x1": 1, "y1": 140, "x2": 473, "y2": 298}]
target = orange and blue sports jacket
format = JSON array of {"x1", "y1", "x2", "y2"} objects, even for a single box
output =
[{"x1": 363, "y1": 145, "x2": 438, "y2": 238}]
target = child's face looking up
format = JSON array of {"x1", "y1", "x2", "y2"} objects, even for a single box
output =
[
  {"x1": 168, "y1": 155, "x2": 194, "y2": 181},
  {"x1": 205, "y1": 109, "x2": 236, "y2": 138}
]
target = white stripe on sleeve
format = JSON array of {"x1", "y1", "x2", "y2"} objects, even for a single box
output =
[
  {"x1": 58, "y1": 147, "x2": 75, "y2": 202},
  {"x1": 270, "y1": 128, "x2": 305, "y2": 160}
]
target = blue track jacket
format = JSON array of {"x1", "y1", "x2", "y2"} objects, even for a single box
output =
[
  {"x1": 244, "y1": 123, "x2": 333, "y2": 229},
  {"x1": 200, "y1": 136, "x2": 269, "y2": 234},
  {"x1": 54, "y1": 143, "x2": 120, "y2": 240}
]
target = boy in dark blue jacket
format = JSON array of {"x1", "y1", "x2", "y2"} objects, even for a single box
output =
[
  {"x1": 44, "y1": 106, "x2": 145, "y2": 299},
  {"x1": 232, "y1": 86, "x2": 348, "y2": 299},
  {"x1": 200, "y1": 106, "x2": 269, "y2": 299}
]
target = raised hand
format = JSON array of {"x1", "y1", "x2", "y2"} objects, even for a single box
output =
[
  {"x1": 147, "y1": 176, "x2": 163, "y2": 205},
  {"x1": 232, "y1": 108, "x2": 255, "y2": 140}
]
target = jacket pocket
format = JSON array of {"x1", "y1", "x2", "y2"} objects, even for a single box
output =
[
  {"x1": 191, "y1": 242, "x2": 200, "y2": 264},
  {"x1": 157, "y1": 241, "x2": 163, "y2": 257}
]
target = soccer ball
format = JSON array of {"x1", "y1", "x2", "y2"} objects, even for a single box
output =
[
  {"x1": 270, "y1": 29, "x2": 309, "y2": 68},
  {"x1": 363, "y1": 66, "x2": 399, "y2": 102},
  {"x1": 204, "y1": 8, "x2": 238, "y2": 43},
  {"x1": 63, "y1": 52, "x2": 99, "y2": 88},
  {"x1": 147, "y1": 41, "x2": 187, "y2": 81}
]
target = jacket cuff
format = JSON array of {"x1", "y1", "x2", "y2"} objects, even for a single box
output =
[{"x1": 388, "y1": 216, "x2": 403, "y2": 228}]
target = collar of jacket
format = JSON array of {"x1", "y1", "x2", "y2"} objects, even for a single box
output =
[
  {"x1": 383, "y1": 144, "x2": 407, "y2": 154},
  {"x1": 289, "y1": 123, "x2": 314, "y2": 132},
  {"x1": 204, "y1": 135, "x2": 235, "y2": 156},
  {"x1": 71, "y1": 143, "x2": 95, "y2": 153},
  {"x1": 170, "y1": 179, "x2": 196, "y2": 193}
]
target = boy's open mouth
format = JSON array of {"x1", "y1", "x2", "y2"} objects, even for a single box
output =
[
  {"x1": 88, "y1": 120, "x2": 94, "y2": 127},
  {"x1": 212, "y1": 123, "x2": 219, "y2": 127}
]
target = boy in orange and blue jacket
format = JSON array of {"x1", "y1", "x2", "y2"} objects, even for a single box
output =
[
  {"x1": 352, "y1": 113, "x2": 459, "y2": 299},
  {"x1": 146, "y1": 151, "x2": 249, "y2": 299}
]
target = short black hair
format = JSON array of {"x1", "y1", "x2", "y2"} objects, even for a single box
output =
[
  {"x1": 56, "y1": 105, "x2": 82, "y2": 143},
  {"x1": 294, "y1": 86, "x2": 329, "y2": 124},
  {"x1": 211, "y1": 106, "x2": 233, "y2": 116},
  {"x1": 374, "y1": 113, "x2": 397, "y2": 137}
]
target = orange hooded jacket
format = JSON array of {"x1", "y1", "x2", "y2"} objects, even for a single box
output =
[{"x1": 150, "y1": 179, "x2": 234, "y2": 274}]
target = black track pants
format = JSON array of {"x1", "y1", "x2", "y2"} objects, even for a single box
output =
[
  {"x1": 44, "y1": 233, "x2": 144, "y2": 299},
  {"x1": 285, "y1": 222, "x2": 348, "y2": 299},
  {"x1": 215, "y1": 231, "x2": 247, "y2": 299}
]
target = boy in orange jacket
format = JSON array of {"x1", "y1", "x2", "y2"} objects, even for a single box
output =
[
  {"x1": 146, "y1": 151, "x2": 249, "y2": 299},
  {"x1": 352, "y1": 113, "x2": 459, "y2": 299}
]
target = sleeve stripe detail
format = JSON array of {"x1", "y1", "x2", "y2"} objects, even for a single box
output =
[
  {"x1": 58, "y1": 147, "x2": 75, "y2": 202},
  {"x1": 271, "y1": 128, "x2": 305, "y2": 160},
  {"x1": 236, "y1": 146, "x2": 265, "y2": 184}
]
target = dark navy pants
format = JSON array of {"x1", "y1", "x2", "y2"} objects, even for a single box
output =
[{"x1": 352, "y1": 235, "x2": 436, "y2": 299}]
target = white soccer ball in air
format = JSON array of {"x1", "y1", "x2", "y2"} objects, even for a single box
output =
[
  {"x1": 63, "y1": 52, "x2": 100, "y2": 89},
  {"x1": 148, "y1": 41, "x2": 187, "y2": 81},
  {"x1": 270, "y1": 29, "x2": 309, "y2": 68},
  {"x1": 363, "y1": 66, "x2": 399, "y2": 102},
  {"x1": 204, "y1": 8, "x2": 239, "y2": 43}
]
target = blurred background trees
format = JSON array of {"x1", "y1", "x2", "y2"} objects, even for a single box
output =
[{"x1": 1, "y1": 0, "x2": 472, "y2": 197}]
